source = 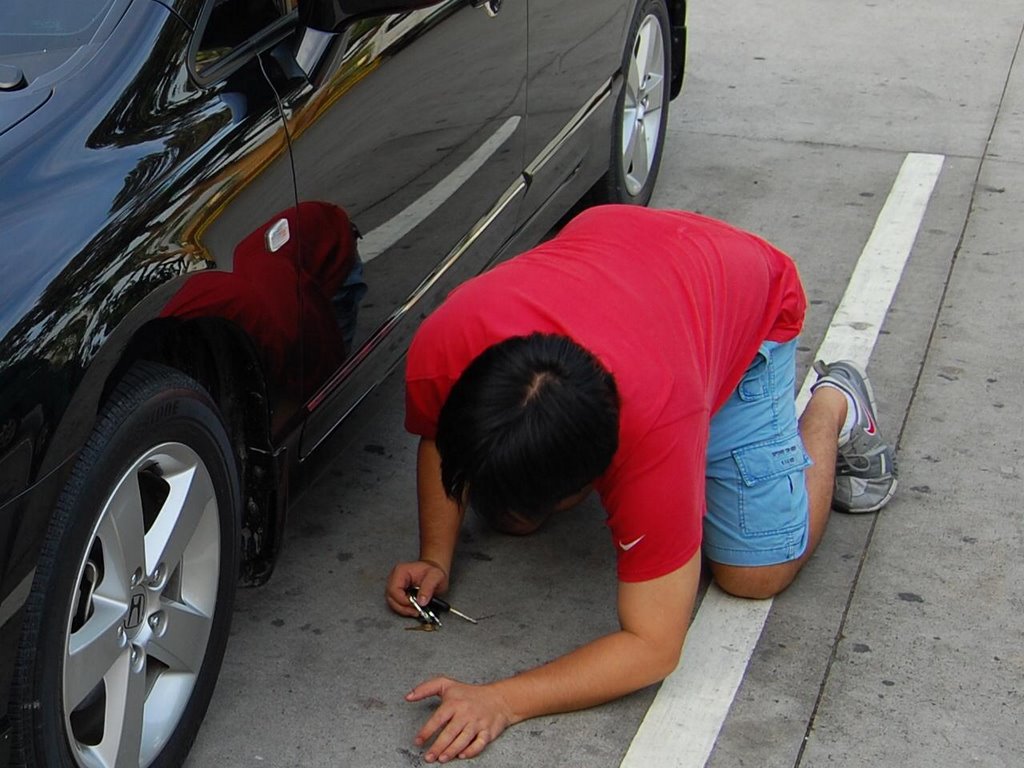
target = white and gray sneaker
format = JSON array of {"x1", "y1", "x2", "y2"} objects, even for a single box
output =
[{"x1": 811, "y1": 360, "x2": 898, "y2": 513}]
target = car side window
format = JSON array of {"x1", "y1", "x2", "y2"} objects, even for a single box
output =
[{"x1": 194, "y1": 0, "x2": 297, "y2": 73}]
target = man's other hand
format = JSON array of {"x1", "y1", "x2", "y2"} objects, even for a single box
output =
[
  {"x1": 386, "y1": 560, "x2": 449, "y2": 616},
  {"x1": 406, "y1": 677, "x2": 515, "y2": 763}
]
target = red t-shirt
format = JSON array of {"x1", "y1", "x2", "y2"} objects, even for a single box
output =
[{"x1": 405, "y1": 206, "x2": 806, "y2": 582}]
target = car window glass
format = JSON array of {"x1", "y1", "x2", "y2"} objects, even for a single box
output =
[
  {"x1": 0, "y1": 0, "x2": 117, "y2": 56},
  {"x1": 195, "y1": 0, "x2": 297, "y2": 73}
]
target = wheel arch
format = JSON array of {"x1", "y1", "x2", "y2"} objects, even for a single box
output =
[
  {"x1": 101, "y1": 314, "x2": 288, "y2": 586},
  {"x1": 665, "y1": 0, "x2": 687, "y2": 99},
  {"x1": 34, "y1": 271, "x2": 289, "y2": 587}
]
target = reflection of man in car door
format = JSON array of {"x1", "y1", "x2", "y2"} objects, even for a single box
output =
[{"x1": 161, "y1": 201, "x2": 366, "y2": 395}]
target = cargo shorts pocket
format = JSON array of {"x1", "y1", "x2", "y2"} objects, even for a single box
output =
[
  {"x1": 736, "y1": 349, "x2": 771, "y2": 402},
  {"x1": 731, "y1": 433, "x2": 812, "y2": 535}
]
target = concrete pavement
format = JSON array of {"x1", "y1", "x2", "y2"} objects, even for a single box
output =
[
  {"x1": 792, "y1": 130, "x2": 1024, "y2": 768},
  {"x1": 188, "y1": 1, "x2": 1024, "y2": 766}
]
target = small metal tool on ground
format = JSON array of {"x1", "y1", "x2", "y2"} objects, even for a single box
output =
[{"x1": 405, "y1": 622, "x2": 438, "y2": 632}]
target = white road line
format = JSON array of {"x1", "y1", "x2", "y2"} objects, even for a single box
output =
[{"x1": 619, "y1": 152, "x2": 945, "y2": 768}]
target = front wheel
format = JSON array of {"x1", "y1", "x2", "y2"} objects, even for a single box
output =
[
  {"x1": 12, "y1": 362, "x2": 240, "y2": 768},
  {"x1": 592, "y1": 0, "x2": 672, "y2": 206}
]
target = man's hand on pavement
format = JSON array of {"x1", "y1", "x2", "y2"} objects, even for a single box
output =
[
  {"x1": 406, "y1": 677, "x2": 515, "y2": 763},
  {"x1": 386, "y1": 559, "x2": 449, "y2": 616}
]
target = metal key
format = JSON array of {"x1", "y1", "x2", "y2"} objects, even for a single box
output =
[
  {"x1": 428, "y1": 596, "x2": 478, "y2": 624},
  {"x1": 407, "y1": 593, "x2": 442, "y2": 627},
  {"x1": 406, "y1": 588, "x2": 478, "y2": 625}
]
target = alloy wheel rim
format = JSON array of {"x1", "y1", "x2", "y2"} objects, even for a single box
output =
[
  {"x1": 62, "y1": 442, "x2": 221, "y2": 768},
  {"x1": 620, "y1": 14, "x2": 666, "y2": 196}
]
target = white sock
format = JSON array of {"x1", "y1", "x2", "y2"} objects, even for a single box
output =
[{"x1": 815, "y1": 383, "x2": 859, "y2": 446}]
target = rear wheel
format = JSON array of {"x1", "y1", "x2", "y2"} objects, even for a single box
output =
[
  {"x1": 12, "y1": 362, "x2": 240, "y2": 768},
  {"x1": 592, "y1": 0, "x2": 671, "y2": 205}
]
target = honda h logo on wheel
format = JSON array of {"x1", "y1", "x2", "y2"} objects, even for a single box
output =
[{"x1": 125, "y1": 593, "x2": 146, "y2": 631}]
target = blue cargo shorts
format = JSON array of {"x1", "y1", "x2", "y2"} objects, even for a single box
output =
[{"x1": 703, "y1": 339, "x2": 812, "y2": 566}]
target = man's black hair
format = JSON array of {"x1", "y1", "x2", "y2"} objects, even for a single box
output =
[{"x1": 436, "y1": 333, "x2": 620, "y2": 529}]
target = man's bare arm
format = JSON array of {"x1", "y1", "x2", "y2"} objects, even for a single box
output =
[
  {"x1": 386, "y1": 438, "x2": 464, "y2": 615},
  {"x1": 406, "y1": 552, "x2": 701, "y2": 762}
]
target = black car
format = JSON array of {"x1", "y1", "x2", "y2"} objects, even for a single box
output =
[{"x1": 0, "y1": 0, "x2": 684, "y2": 764}]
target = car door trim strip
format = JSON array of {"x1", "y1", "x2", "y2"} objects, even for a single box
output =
[{"x1": 524, "y1": 77, "x2": 613, "y2": 180}]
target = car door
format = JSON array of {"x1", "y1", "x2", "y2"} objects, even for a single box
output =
[
  {"x1": 156, "y1": 0, "x2": 309, "y2": 440},
  {"x1": 518, "y1": 0, "x2": 628, "y2": 215},
  {"x1": 257, "y1": 1, "x2": 528, "y2": 457}
]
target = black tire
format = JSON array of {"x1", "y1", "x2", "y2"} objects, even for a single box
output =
[
  {"x1": 11, "y1": 362, "x2": 240, "y2": 768},
  {"x1": 592, "y1": 0, "x2": 672, "y2": 206}
]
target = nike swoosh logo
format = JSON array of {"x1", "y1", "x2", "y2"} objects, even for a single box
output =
[
  {"x1": 865, "y1": 411, "x2": 877, "y2": 435},
  {"x1": 619, "y1": 536, "x2": 645, "y2": 551}
]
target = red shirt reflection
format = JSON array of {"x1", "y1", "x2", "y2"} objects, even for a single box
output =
[{"x1": 161, "y1": 201, "x2": 363, "y2": 399}]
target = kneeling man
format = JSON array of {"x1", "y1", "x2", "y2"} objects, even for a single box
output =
[{"x1": 386, "y1": 205, "x2": 897, "y2": 762}]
